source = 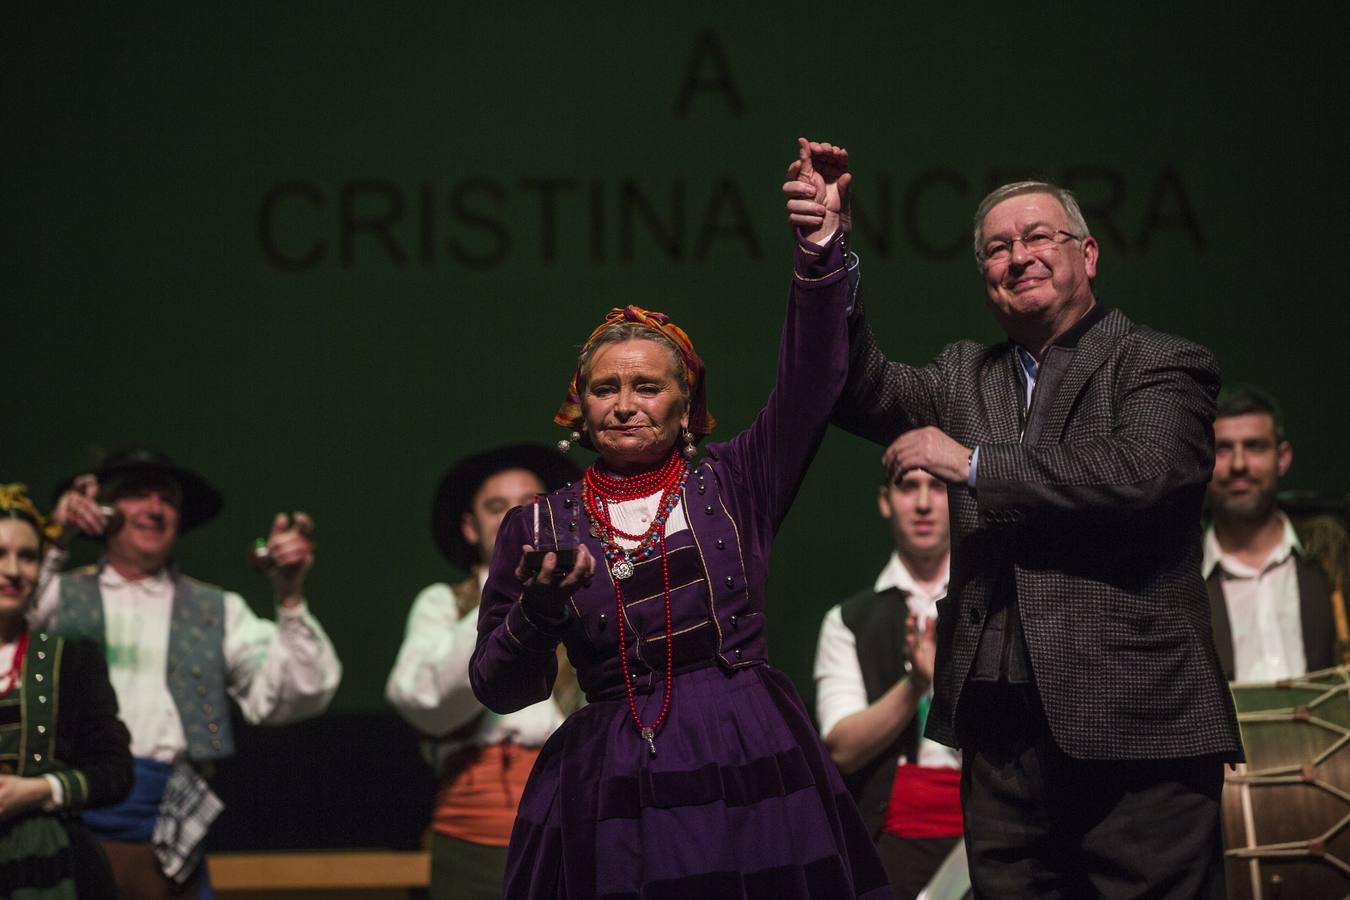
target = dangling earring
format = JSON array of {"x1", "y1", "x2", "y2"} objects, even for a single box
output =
[
  {"x1": 682, "y1": 429, "x2": 698, "y2": 460},
  {"x1": 557, "y1": 430, "x2": 582, "y2": 454}
]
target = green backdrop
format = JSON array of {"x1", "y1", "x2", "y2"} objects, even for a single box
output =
[{"x1": 8, "y1": 5, "x2": 1349, "y2": 711}]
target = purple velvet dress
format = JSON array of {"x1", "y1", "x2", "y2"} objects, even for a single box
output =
[{"x1": 471, "y1": 234, "x2": 890, "y2": 899}]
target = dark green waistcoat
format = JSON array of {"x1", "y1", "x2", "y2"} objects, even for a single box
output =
[
  {"x1": 0, "y1": 632, "x2": 61, "y2": 778},
  {"x1": 56, "y1": 568, "x2": 234, "y2": 761}
]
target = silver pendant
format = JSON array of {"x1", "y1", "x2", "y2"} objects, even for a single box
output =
[
  {"x1": 612, "y1": 557, "x2": 635, "y2": 580},
  {"x1": 590, "y1": 520, "x2": 603, "y2": 538},
  {"x1": 641, "y1": 725, "x2": 656, "y2": 756}
]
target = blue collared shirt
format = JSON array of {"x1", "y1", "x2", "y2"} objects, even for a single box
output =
[{"x1": 968, "y1": 346, "x2": 1038, "y2": 487}]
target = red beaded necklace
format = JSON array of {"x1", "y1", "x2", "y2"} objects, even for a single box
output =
[
  {"x1": 583, "y1": 452, "x2": 688, "y2": 578},
  {"x1": 584, "y1": 450, "x2": 686, "y2": 502},
  {"x1": 0, "y1": 628, "x2": 30, "y2": 695},
  {"x1": 582, "y1": 452, "x2": 689, "y2": 756}
]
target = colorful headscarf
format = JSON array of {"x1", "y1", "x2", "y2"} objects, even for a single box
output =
[
  {"x1": 554, "y1": 306, "x2": 716, "y2": 437},
  {"x1": 0, "y1": 483, "x2": 62, "y2": 544}
]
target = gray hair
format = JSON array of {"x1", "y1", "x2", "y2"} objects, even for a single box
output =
[
  {"x1": 972, "y1": 181, "x2": 1091, "y2": 268},
  {"x1": 576, "y1": 324, "x2": 690, "y2": 408}
]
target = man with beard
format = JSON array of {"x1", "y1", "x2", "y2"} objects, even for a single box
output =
[{"x1": 1205, "y1": 386, "x2": 1337, "y2": 680}]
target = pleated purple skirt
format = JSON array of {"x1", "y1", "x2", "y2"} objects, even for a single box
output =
[{"x1": 504, "y1": 663, "x2": 891, "y2": 898}]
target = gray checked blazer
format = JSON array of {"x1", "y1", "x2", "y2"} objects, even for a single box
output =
[{"x1": 834, "y1": 296, "x2": 1243, "y2": 762}]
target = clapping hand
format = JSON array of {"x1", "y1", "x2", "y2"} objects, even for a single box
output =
[{"x1": 905, "y1": 613, "x2": 936, "y2": 691}]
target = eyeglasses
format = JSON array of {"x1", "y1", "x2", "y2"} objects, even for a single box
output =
[{"x1": 979, "y1": 230, "x2": 1082, "y2": 265}]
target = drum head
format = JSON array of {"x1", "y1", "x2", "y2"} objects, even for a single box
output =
[{"x1": 1223, "y1": 665, "x2": 1350, "y2": 900}]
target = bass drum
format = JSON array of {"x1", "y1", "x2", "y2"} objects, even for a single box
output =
[{"x1": 1223, "y1": 665, "x2": 1350, "y2": 899}]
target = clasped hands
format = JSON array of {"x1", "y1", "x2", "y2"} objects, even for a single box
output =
[
  {"x1": 782, "y1": 137, "x2": 851, "y2": 245},
  {"x1": 783, "y1": 139, "x2": 973, "y2": 485},
  {"x1": 0, "y1": 774, "x2": 53, "y2": 821}
]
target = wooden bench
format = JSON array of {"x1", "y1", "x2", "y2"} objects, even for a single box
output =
[{"x1": 209, "y1": 850, "x2": 430, "y2": 899}]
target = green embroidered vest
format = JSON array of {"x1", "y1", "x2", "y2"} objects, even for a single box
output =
[{"x1": 56, "y1": 568, "x2": 234, "y2": 761}]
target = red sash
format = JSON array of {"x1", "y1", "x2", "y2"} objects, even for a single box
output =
[
  {"x1": 881, "y1": 763, "x2": 963, "y2": 839},
  {"x1": 432, "y1": 742, "x2": 541, "y2": 846}
]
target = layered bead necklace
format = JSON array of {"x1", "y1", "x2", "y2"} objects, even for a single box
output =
[
  {"x1": 582, "y1": 451, "x2": 690, "y2": 755},
  {"x1": 582, "y1": 451, "x2": 689, "y2": 580}
]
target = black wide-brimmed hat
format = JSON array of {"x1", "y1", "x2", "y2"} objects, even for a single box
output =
[
  {"x1": 64, "y1": 446, "x2": 224, "y2": 534},
  {"x1": 431, "y1": 444, "x2": 580, "y2": 572}
]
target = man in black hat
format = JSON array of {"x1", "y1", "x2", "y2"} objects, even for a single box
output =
[
  {"x1": 34, "y1": 447, "x2": 342, "y2": 900},
  {"x1": 386, "y1": 444, "x2": 579, "y2": 900}
]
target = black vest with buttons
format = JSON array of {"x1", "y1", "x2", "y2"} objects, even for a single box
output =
[{"x1": 838, "y1": 585, "x2": 917, "y2": 838}]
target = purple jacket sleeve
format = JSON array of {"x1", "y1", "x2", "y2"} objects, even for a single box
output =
[
  {"x1": 469, "y1": 233, "x2": 853, "y2": 714},
  {"x1": 469, "y1": 505, "x2": 563, "y2": 714},
  {"x1": 705, "y1": 230, "x2": 853, "y2": 537}
]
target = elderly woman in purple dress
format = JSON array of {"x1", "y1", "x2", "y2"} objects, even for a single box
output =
[{"x1": 470, "y1": 143, "x2": 889, "y2": 898}]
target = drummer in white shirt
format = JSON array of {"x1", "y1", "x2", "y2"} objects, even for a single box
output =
[
  {"x1": 386, "y1": 444, "x2": 580, "y2": 900},
  {"x1": 36, "y1": 446, "x2": 341, "y2": 900}
]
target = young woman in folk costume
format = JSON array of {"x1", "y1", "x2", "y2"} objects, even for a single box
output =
[{"x1": 0, "y1": 483, "x2": 131, "y2": 899}]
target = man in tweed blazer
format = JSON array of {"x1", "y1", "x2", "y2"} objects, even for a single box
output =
[{"x1": 785, "y1": 142, "x2": 1243, "y2": 898}]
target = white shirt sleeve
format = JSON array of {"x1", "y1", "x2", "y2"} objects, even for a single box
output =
[
  {"x1": 223, "y1": 592, "x2": 342, "y2": 725},
  {"x1": 385, "y1": 583, "x2": 487, "y2": 737},
  {"x1": 813, "y1": 605, "x2": 869, "y2": 739},
  {"x1": 27, "y1": 547, "x2": 67, "y2": 631},
  {"x1": 43, "y1": 774, "x2": 64, "y2": 809}
]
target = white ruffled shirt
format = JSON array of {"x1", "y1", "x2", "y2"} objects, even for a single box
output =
[
  {"x1": 30, "y1": 550, "x2": 342, "y2": 763},
  {"x1": 387, "y1": 487, "x2": 687, "y2": 773},
  {"x1": 386, "y1": 568, "x2": 568, "y2": 772}
]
